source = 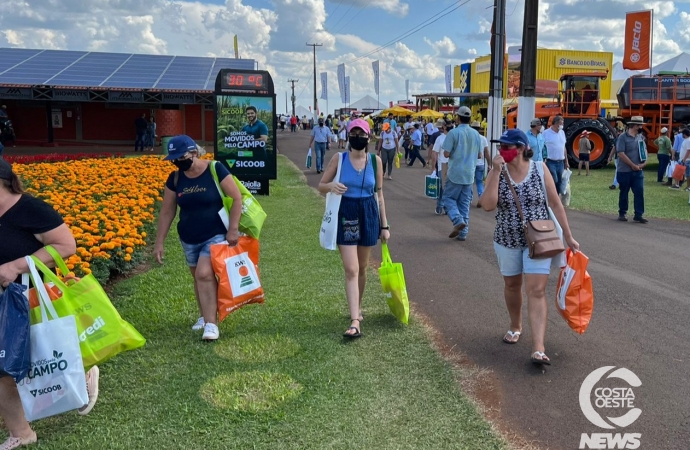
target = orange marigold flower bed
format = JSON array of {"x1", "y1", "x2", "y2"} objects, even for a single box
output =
[{"x1": 14, "y1": 156, "x2": 172, "y2": 282}]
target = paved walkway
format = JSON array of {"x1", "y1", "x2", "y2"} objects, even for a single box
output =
[{"x1": 277, "y1": 130, "x2": 690, "y2": 449}]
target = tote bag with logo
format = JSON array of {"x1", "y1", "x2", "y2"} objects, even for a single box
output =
[
  {"x1": 319, "y1": 152, "x2": 345, "y2": 250},
  {"x1": 378, "y1": 243, "x2": 410, "y2": 324},
  {"x1": 18, "y1": 256, "x2": 88, "y2": 422},
  {"x1": 28, "y1": 248, "x2": 145, "y2": 369}
]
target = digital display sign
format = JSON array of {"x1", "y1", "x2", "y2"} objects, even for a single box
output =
[{"x1": 221, "y1": 72, "x2": 267, "y2": 91}]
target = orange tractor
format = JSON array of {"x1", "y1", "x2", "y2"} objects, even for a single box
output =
[{"x1": 507, "y1": 72, "x2": 690, "y2": 168}]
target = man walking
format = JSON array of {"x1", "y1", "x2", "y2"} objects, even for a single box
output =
[
  {"x1": 616, "y1": 116, "x2": 648, "y2": 223},
  {"x1": 525, "y1": 118, "x2": 545, "y2": 162},
  {"x1": 308, "y1": 117, "x2": 332, "y2": 174},
  {"x1": 441, "y1": 106, "x2": 482, "y2": 241},
  {"x1": 134, "y1": 113, "x2": 147, "y2": 152},
  {"x1": 407, "y1": 123, "x2": 427, "y2": 167},
  {"x1": 542, "y1": 115, "x2": 569, "y2": 194},
  {"x1": 654, "y1": 127, "x2": 672, "y2": 183}
]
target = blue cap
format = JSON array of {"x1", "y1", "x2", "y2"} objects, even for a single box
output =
[
  {"x1": 164, "y1": 135, "x2": 197, "y2": 160},
  {"x1": 491, "y1": 129, "x2": 530, "y2": 147}
]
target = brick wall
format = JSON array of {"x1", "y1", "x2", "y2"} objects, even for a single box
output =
[
  {"x1": 184, "y1": 105, "x2": 202, "y2": 140},
  {"x1": 204, "y1": 110, "x2": 214, "y2": 143},
  {"x1": 157, "y1": 109, "x2": 184, "y2": 138},
  {"x1": 82, "y1": 104, "x2": 150, "y2": 141}
]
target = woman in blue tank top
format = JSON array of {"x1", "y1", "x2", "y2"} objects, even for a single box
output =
[{"x1": 318, "y1": 119, "x2": 390, "y2": 338}]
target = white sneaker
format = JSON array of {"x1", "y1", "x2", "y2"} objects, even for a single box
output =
[
  {"x1": 202, "y1": 323, "x2": 219, "y2": 341},
  {"x1": 191, "y1": 317, "x2": 205, "y2": 331}
]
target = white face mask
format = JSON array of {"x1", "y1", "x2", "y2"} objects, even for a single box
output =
[{"x1": 558, "y1": 124, "x2": 564, "y2": 131}]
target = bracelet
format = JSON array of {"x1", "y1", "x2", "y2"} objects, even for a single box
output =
[{"x1": 380, "y1": 226, "x2": 390, "y2": 230}]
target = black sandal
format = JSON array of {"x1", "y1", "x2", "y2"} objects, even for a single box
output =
[
  {"x1": 531, "y1": 351, "x2": 551, "y2": 366},
  {"x1": 343, "y1": 319, "x2": 362, "y2": 338}
]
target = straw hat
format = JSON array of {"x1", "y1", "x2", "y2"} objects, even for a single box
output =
[
  {"x1": 470, "y1": 121, "x2": 482, "y2": 129},
  {"x1": 627, "y1": 116, "x2": 645, "y2": 125}
]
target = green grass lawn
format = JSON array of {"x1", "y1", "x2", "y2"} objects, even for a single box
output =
[
  {"x1": 19, "y1": 156, "x2": 505, "y2": 450},
  {"x1": 568, "y1": 160, "x2": 690, "y2": 221}
]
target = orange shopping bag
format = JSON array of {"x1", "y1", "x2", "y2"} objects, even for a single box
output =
[
  {"x1": 555, "y1": 249, "x2": 593, "y2": 335},
  {"x1": 672, "y1": 163, "x2": 685, "y2": 181},
  {"x1": 210, "y1": 236, "x2": 265, "y2": 322}
]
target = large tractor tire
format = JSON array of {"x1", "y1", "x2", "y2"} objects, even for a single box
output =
[{"x1": 564, "y1": 119, "x2": 616, "y2": 169}]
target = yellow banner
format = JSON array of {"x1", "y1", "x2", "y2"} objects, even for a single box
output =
[{"x1": 555, "y1": 55, "x2": 608, "y2": 69}]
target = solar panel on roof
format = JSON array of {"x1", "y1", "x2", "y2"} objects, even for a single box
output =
[
  {"x1": 48, "y1": 52, "x2": 131, "y2": 86},
  {"x1": 0, "y1": 48, "x2": 43, "y2": 74},
  {"x1": 0, "y1": 50, "x2": 85, "y2": 84},
  {"x1": 0, "y1": 48, "x2": 256, "y2": 93}
]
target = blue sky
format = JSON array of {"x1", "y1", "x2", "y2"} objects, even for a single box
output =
[{"x1": 0, "y1": 0, "x2": 687, "y2": 114}]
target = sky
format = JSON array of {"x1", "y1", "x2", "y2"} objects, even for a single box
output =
[{"x1": 0, "y1": 0, "x2": 688, "y2": 114}]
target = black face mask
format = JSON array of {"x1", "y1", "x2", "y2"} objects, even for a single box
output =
[
  {"x1": 349, "y1": 136, "x2": 368, "y2": 151},
  {"x1": 172, "y1": 158, "x2": 193, "y2": 171}
]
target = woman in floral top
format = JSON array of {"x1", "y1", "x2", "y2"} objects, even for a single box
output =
[{"x1": 480, "y1": 129, "x2": 579, "y2": 366}]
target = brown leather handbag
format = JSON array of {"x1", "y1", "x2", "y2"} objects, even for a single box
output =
[{"x1": 504, "y1": 167, "x2": 565, "y2": 259}]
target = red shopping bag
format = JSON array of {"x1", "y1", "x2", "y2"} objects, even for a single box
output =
[
  {"x1": 672, "y1": 163, "x2": 685, "y2": 181},
  {"x1": 555, "y1": 250, "x2": 593, "y2": 335},
  {"x1": 210, "y1": 237, "x2": 264, "y2": 322}
]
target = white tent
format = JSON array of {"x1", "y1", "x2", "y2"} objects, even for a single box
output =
[
  {"x1": 651, "y1": 52, "x2": 690, "y2": 75},
  {"x1": 295, "y1": 105, "x2": 313, "y2": 118},
  {"x1": 612, "y1": 62, "x2": 642, "y2": 80},
  {"x1": 349, "y1": 95, "x2": 387, "y2": 111}
]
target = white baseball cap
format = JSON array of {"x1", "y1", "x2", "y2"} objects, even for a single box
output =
[{"x1": 660, "y1": 127, "x2": 668, "y2": 133}]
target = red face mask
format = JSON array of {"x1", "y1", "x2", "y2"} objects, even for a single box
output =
[{"x1": 499, "y1": 145, "x2": 519, "y2": 163}]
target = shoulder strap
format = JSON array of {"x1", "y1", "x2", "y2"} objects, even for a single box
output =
[
  {"x1": 173, "y1": 170, "x2": 179, "y2": 189},
  {"x1": 534, "y1": 160, "x2": 550, "y2": 210},
  {"x1": 209, "y1": 161, "x2": 225, "y2": 198},
  {"x1": 503, "y1": 166, "x2": 526, "y2": 224},
  {"x1": 371, "y1": 153, "x2": 378, "y2": 192}
]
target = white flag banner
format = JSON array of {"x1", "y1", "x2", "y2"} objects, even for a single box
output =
[
  {"x1": 445, "y1": 65, "x2": 452, "y2": 93},
  {"x1": 372, "y1": 60, "x2": 380, "y2": 95},
  {"x1": 344, "y1": 76, "x2": 351, "y2": 104},
  {"x1": 320, "y1": 72, "x2": 328, "y2": 100},
  {"x1": 405, "y1": 79, "x2": 409, "y2": 100},
  {"x1": 337, "y1": 64, "x2": 346, "y2": 103}
]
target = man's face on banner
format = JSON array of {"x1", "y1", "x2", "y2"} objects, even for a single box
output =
[{"x1": 246, "y1": 109, "x2": 257, "y2": 123}]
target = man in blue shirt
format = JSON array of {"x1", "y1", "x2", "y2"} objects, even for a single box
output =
[
  {"x1": 441, "y1": 106, "x2": 482, "y2": 241},
  {"x1": 525, "y1": 118, "x2": 545, "y2": 162},
  {"x1": 407, "y1": 123, "x2": 426, "y2": 167},
  {"x1": 383, "y1": 113, "x2": 397, "y2": 133},
  {"x1": 241, "y1": 106, "x2": 269, "y2": 159},
  {"x1": 308, "y1": 117, "x2": 333, "y2": 173}
]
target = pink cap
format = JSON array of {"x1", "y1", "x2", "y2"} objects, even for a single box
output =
[{"x1": 347, "y1": 118, "x2": 370, "y2": 134}]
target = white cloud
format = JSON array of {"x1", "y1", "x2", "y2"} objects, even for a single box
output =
[{"x1": 330, "y1": 0, "x2": 409, "y2": 18}]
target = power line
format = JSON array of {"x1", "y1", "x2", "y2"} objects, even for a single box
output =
[
  {"x1": 327, "y1": 1, "x2": 357, "y2": 34},
  {"x1": 343, "y1": 0, "x2": 474, "y2": 67},
  {"x1": 331, "y1": 0, "x2": 375, "y2": 35}
]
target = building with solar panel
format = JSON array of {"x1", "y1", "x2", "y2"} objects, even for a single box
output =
[{"x1": 0, "y1": 48, "x2": 255, "y2": 146}]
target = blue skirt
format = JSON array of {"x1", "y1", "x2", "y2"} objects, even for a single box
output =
[{"x1": 336, "y1": 195, "x2": 380, "y2": 247}]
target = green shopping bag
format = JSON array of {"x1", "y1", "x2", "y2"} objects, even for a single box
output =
[
  {"x1": 210, "y1": 161, "x2": 267, "y2": 239},
  {"x1": 28, "y1": 250, "x2": 145, "y2": 369},
  {"x1": 378, "y1": 243, "x2": 410, "y2": 324}
]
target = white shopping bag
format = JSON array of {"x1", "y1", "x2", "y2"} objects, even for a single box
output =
[
  {"x1": 667, "y1": 161, "x2": 677, "y2": 179},
  {"x1": 319, "y1": 152, "x2": 344, "y2": 250},
  {"x1": 560, "y1": 168, "x2": 572, "y2": 194},
  {"x1": 17, "y1": 256, "x2": 88, "y2": 422}
]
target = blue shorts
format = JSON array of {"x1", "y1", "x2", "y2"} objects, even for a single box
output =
[
  {"x1": 493, "y1": 242, "x2": 552, "y2": 276},
  {"x1": 337, "y1": 195, "x2": 380, "y2": 247},
  {"x1": 180, "y1": 234, "x2": 226, "y2": 267}
]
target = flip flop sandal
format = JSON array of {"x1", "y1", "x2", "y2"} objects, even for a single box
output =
[
  {"x1": 502, "y1": 330, "x2": 521, "y2": 344},
  {"x1": 343, "y1": 320, "x2": 362, "y2": 338},
  {"x1": 531, "y1": 351, "x2": 552, "y2": 366}
]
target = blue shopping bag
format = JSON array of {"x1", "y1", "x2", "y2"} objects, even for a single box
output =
[{"x1": 0, "y1": 283, "x2": 31, "y2": 383}]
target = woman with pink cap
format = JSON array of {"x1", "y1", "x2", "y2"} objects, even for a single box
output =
[{"x1": 318, "y1": 119, "x2": 391, "y2": 338}]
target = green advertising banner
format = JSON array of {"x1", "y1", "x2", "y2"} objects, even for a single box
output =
[{"x1": 216, "y1": 95, "x2": 276, "y2": 179}]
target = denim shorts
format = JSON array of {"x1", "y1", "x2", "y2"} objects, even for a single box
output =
[
  {"x1": 180, "y1": 234, "x2": 226, "y2": 267},
  {"x1": 493, "y1": 242, "x2": 552, "y2": 276}
]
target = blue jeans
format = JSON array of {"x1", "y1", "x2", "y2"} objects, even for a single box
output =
[
  {"x1": 180, "y1": 234, "x2": 227, "y2": 267},
  {"x1": 657, "y1": 154, "x2": 670, "y2": 182},
  {"x1": 546, "y1": 159, "x2": 565, "y2": 194},
  {"x1": 475, "y1": 165, "x2": 485, "y2": 197},
  {"x1": 442, "y1": 180, "x2": 473, "y2": 238},
  {"x1": 134, "y1": 132, "x2": 145, "y2": 151},
  {"x1": 617, "y1": 170, "x2": 645, "y2": 218},
  {"x1": 407, "y1": 145, "x2": 426, "y2": 167},
  {"x1": 314, "y1": 142, "x2": 327, "y2": 171}
]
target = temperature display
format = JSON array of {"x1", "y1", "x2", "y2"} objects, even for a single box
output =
[{"x1": 223, "y1": 72, "x2": 266, "y2": 90}]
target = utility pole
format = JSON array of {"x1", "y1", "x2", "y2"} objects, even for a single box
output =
[
  {"x1": 307, "y1": 43, "x2": 322, "y2": 118},
  {"x1": 487, "y1": 0, "x2": 507, "y2": 162},
  {"x1": 288, "y1": 79, "x2": 298, "y2": 117},
  {"x1": 517, "y1": 0, "x2": 539, "y2": 132}
]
